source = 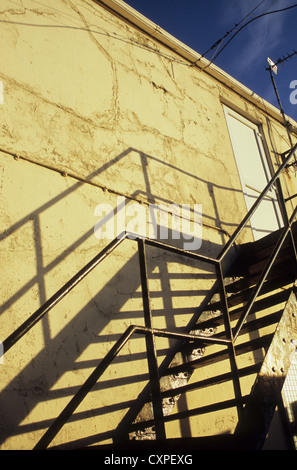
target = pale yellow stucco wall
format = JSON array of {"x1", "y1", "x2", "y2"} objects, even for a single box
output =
[{"x1": 0, "y1": 0, "x2": 297, "y2": 449}]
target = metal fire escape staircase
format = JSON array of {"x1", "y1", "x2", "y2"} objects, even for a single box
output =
[{"x1": 2, "y1": 143, "x2": 297, "y2": 450}]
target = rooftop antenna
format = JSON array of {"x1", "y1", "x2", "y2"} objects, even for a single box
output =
[{"x1": 266, "y1": 56, "x2": 297, "y2": 167}]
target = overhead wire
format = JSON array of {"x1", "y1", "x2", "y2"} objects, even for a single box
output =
[
  {"x1": 200, "y1": 0, "x2": 267, "y2": 62},
  {"x1": 202, "y1": 2, "x2": 297, "y2": 69}
]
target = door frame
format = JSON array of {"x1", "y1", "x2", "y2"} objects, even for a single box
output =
[{"x1": 223, "y1": 105, "x2": 283, "y2": 239}]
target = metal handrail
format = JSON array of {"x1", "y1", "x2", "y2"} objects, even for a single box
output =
[
  {"x1": 33, "y1": 323, "x2": 230, "y2": 450},
  {"x1": 2, "y1": 235, "x2": 125, "y2": 354},
  {"x1": 3, "y1": 143, "x2": 297, "y2": 356},
  {"x1": 2, "y1": 233, "x2": 221, "y2": 356},
  {"x1": 233, "y1": 204, "x2": 297, "y2": 340},
  {"x1": 217, "y1": 142, "x2": 297, "y2": 261},
  {"x1": 2, "y1": 142, "x2": 297, "y2": 449}
]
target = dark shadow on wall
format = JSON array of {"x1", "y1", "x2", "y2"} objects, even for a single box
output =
[
  {"x1": 0, "y1": 146, "x2": 244, "y2": 447},
  {"x1": 0, "y1": 236, "x2": 220, "y2": 447},
  {"x1": 0, "y1": 146, "x2": 243, "y2": 323}
]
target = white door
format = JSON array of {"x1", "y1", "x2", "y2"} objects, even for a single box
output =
[{"x1": 224, "y1": 106, "x2": 282, "y2": 240}]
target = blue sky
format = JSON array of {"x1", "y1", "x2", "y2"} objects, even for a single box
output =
[{"x1": 124, "y1": 0, "x2": 297, "y2": 121}]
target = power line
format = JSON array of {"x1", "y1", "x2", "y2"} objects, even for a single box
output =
[
  {"x1": 199, "y1": 0, "x2": 267, "y2": 60},
  {"x1": 203, "y1": 3, "x2": 297, "y2": 69}
]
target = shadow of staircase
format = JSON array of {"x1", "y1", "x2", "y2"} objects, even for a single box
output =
[
  {"x1": 3, "y1": 154, "x2": 297, "y2": 450},
  {"x1": 106, "y1": 224, "x2": 297, "y2": 449}
]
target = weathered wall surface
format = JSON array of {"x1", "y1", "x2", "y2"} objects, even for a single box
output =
[{"x1": 0, "y1": 0, "x2": 297, "y2": 449}]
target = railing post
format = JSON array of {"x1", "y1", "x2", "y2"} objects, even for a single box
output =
[
  {"x1": 215, "y1": 262, "x2": 243, "y2": 421},
  {"x1": 138, "y1": 238, "x2": 166, "y2": 440}
]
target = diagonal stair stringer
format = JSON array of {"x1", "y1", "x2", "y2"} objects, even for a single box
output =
[{"x1": 235, "y1": 281, "x2": 297, "y2": 449}]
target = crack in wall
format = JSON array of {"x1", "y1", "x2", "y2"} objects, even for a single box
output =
[{"x1": 64, "y1": 0, "x2": 119, "y2": 125}]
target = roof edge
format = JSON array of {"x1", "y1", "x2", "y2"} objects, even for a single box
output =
[{"x1": 95, "y1": 0, "x2": 296, "y2": 126}]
